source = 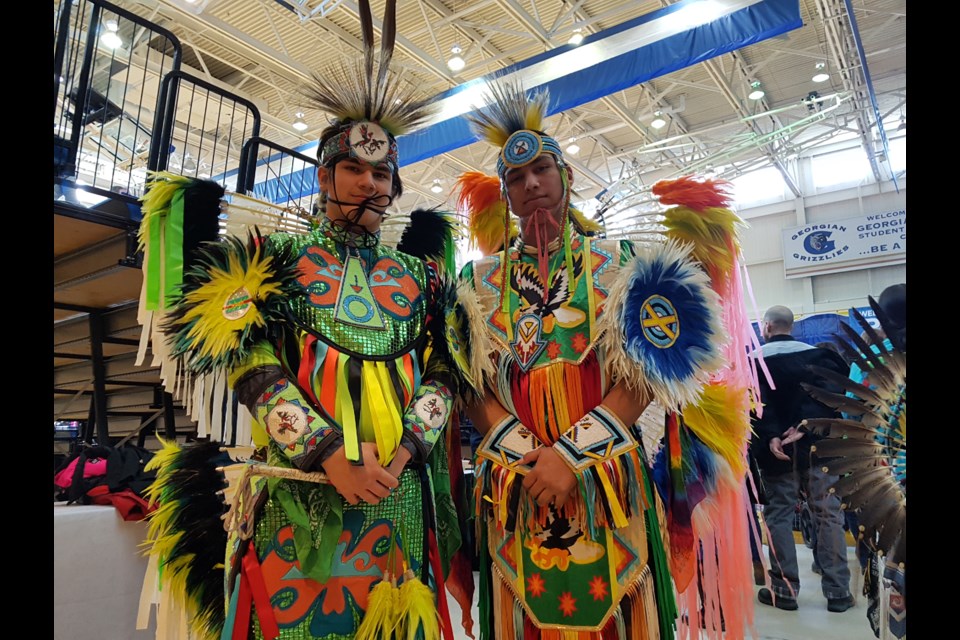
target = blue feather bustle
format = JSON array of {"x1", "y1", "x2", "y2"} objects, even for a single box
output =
[{"x1": 621, "y1": 247, "x2": 720, "y2": 387}]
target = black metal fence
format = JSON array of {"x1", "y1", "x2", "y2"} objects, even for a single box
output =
[
  {"x1": 237, "y1": 136, "x2": 319, "y2": 214},
  {"x1": 54, "y1": 0, "x2": 181, "y2": 202},
  {"x1": 54, "y1": 0, "x2": 263, "y2": 207},
  {"x1": 151, "y1": 69, "x2": 261, "y2": 191}
]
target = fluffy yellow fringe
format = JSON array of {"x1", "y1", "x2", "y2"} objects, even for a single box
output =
[
  {"x1": 397, "y1": 570, "x2": 440, "y2": 640},
  {"x1": 681, "y1": 382, "x2": 750, "y2": 478},
  {"x1": 180, "y1": 244, "x2": 281, "y2": 363}
]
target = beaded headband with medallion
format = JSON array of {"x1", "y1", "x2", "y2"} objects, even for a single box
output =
[
  {"x1": 319, "y1": 120, "x2": 400, "y2": 173},
  {"x1": 497, "y1": 129, "x2": 564, "y2": 181},
  {"x1": 465, "y1": 79, "x2": 579, "y2": 343},
  {"x1": 466, "y1": 79, "x2": 565, "y2": 183},
  {"x1": 303, "y1": 0, "x2": 434, "y2": 175}
]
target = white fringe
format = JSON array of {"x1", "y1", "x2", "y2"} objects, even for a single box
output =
[{"x1": 456, "y1": 277, "x2": 497, "y2": 395}]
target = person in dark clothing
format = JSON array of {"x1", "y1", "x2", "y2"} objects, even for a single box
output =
[{"x1": 750, "y1": 305, "x2": 854, "y2": 613}]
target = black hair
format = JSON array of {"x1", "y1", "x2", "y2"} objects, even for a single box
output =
[{"x1": 877, "y1": 283, "x2": 906, "y2": 351}]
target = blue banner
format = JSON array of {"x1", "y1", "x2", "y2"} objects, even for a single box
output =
[{"x1": 251, "y1": 0, "x2": 801, "y2": 203}]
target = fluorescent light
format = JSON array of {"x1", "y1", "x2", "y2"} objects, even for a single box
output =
[
  {"x1": 447, "y1": 44, "x2": 465, "y2": 72},
  {"x1": 748, "y1": 81, "x2": 765, "y2": 101},
  {"x1": 568, "y1": 30, "x2": 584, "y2": 46},
  {"x1": 650, "y1": 111, "x2": 666, "y2": 129}
]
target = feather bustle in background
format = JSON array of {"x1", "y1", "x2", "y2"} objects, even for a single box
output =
[
  {"x1": 396, "y1": 208, "x2": 461, "y2": 276},
  {"x1": 802, "y1": 298, "x2": 905, "y2": 568}
]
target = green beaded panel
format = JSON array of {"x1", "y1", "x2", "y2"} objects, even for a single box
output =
[
  {"x1": 269, "y1": 230, "x2": 427, "y2": 358},
  {"x1": 250, "y1": 469, "x2": 426, "y2": 640}
]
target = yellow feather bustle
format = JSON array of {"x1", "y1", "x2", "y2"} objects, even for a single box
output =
[
  {"x1": 569, "y1": 207, "x2": 605, "y2": 235},
  {"x1": 140, "y1": 437, "x2": 219, "y2": 640},
  {"x1": 179, "y1": 245, "x2": 281, "y2": 363},
  {"x1": 662, "y1": 205, "x2": 744, "y2": 281},
  {"x1": 454, "y1": 171, "x2": 515, "y2": 256}
]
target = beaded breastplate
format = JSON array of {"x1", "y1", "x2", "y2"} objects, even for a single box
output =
[{"x1": 269, "y1": 229, "x2": 427, "y2": 358}]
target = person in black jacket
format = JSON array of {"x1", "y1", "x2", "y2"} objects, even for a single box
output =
[{"x1": 750, "y1": 305, "x2": 855, "y2": 613}]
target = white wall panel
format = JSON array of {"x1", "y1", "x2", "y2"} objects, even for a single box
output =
[
  {"x1": 811, "y1": 264, "x2": 906, "y2": 313},
  {"x1": 742, "y1": 261, "x2": 810, "y2": 317},
  {"x1": 740, "y1": 210, "x2": 797, "y2": 265},
  {"x1": 735, "y1": 180, "x2": 906, "y2": 320}
]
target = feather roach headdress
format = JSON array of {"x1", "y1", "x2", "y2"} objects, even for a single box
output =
[
  {"x1": 303, "y1": 0, "x2": 435, "y2": 173},
  {"x1": 466, "y1": 78, "x2": 563, "y2": 182}
]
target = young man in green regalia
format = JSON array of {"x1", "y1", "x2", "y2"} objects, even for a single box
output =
[{"x1": 140, "y1": 2, "x2": 473, "y2": 638}]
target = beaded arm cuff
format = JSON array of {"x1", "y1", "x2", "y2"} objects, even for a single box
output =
[
  {"x1": 249, "y1": 377, "x2": 339, "y2": 470},
  {"x1": 552, "y1": 404, "x2": 638, "y2": 473},
  {"x1": 401, "y1": 381, "x2": 453, "y2": 462},
  {"x1": 475, "y1": 414, "x2": 545, "y2": 475}
]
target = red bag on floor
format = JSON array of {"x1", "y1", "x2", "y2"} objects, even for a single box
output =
[
  {"x1": 54, "y1": 445, "x2": 158, "y2": 520},
  {"x1": 85, "y1": 485, "x2": 156, "y2": 521}
]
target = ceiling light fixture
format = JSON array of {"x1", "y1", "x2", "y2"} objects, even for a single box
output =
[
  {"x1": 100, "y1": 20, "x2": 122, "y2": 49},
  {"x1": 812, "y1": 62, "x2": 829, "y2": 83},
  {"x1": 430, "y1": 179, "x2": 443, "y2": 194},
  {"x1": 292, "y1": 111, "x2": 308, "y2": 131},
  {"x1": 565, "y1": 138, "x2": 580, "y2": 155},
  {"x1": 447, "y1": 44, "x2": 465, "y2": 72},
  {"x1": 896, "y1": 117, "x2": 906, "y2": 132},
  {"x1": 568, "y1": 29, "x2": 584, "y2": 46},
  {"x1": 100, "y1": 31, "x2": 123, "y2": 49},
  {"x1": 650, "y1": 111, "x2": 666, "y2": 129},
  {"x1": 748, "y1": 80, "x2": 765, "y2": 101}
]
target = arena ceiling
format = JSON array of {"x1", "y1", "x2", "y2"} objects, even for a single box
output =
[{"x1": 104, "y1": 0, "x2": 906, "y2": 212}]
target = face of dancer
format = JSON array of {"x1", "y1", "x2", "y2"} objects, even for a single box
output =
[
  {"x1": 504, "y1": 155, "x2": 572, "y2": 240},
  {"x1": 319, "y1": 157, "x2": 394, "y2": 233}
]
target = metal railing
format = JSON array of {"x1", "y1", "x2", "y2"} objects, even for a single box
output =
[
  {"x1": 151, "y1": 70, "x2": 262, "y2": 191},
  {"x1": 54, "y1": 0, "x2": 181, "y2": 202},
  {"x1": 237, "y1": 136, "x2": 319, "y2": 214}
]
